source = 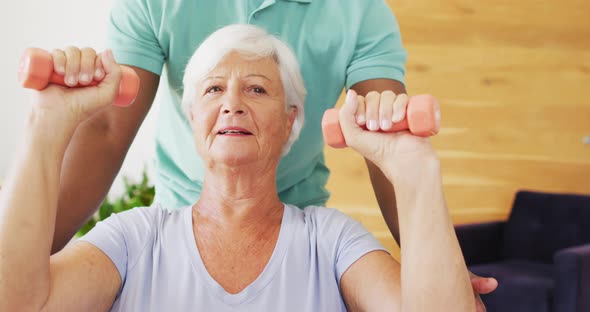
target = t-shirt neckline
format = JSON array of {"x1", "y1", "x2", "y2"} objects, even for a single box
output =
[{"x1": 183, "y1": 204, "x2": 295, "y2": 305}]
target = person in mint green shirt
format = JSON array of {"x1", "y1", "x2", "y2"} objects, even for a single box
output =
[
  {"x1": 106, "y1": 0, "x2": 409, "y2": 210},
  {"x1": 50, "y1": 1, "x2": 496, "y2": 309}
]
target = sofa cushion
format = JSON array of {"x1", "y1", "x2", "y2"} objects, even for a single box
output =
[
  {"x1": 502, "y1": 191, "x2": 590, "y2": 263},
  {"x1": 471, "y1": 260, "x2": 554, "y2": 312}
]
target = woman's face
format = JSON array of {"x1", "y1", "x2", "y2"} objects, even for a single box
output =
[{"x1": 189, "y1": 52, "x2": 296, "y2": 168}]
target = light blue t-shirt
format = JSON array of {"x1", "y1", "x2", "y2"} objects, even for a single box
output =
[
  {"x1": 79, "y1": 204, "x2": 387, "y2": 311},
  {"x1": 107, "y1": 0, "x2": 407, "y2": 208}
]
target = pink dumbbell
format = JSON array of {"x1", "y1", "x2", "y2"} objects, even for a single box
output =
[
  {"x1": 18, "y1": 47, "x2": 140, "y2": 107},
  {"x1": 322, "y1": 94, "x2": 441, "y2": 148}
]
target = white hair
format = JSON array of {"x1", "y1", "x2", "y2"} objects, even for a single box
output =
[{"x1": 182, "y1": 24, "x2": 306, "y2": 156}]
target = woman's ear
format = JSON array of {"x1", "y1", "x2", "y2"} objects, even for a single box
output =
[
  {"x1": 187, "y1": 95, "x2": 198, "y2": 123},
  {"x1": 282, "y1": 105, "x2": 297, "y2": 141},
  {"x1": 189, "y1": 99, "x2": 198, "y2": 124},
  {"x1": 286, "y1": 105, "x2": 297, "y2": 132}
]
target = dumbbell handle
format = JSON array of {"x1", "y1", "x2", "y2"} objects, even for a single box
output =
[
  {"x1": 18, "y1": 47, "x2": 140, "y2": 107},
  {"x1": 322, "y1": 94, "x2": 441, "y2": 148}
]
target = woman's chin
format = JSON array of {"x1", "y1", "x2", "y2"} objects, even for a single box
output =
[
  {"x1": 210, "y1": 151, "x2": 258, "y2": 168},
  {"x1": 206, "y1": 139, "x2": 281, "y2": 169}
]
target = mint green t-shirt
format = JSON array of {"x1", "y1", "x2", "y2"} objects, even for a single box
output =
[{"x1": 107, "y1": 0, "x2": 407, "y2": 209}]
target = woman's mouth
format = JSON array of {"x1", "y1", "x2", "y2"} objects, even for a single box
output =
[{"x1": 217, "y1": 127, "x2": 253, "y2": 136}]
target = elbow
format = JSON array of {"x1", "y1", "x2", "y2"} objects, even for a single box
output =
[
  {"x1": 0, "y1": 282, "x2": 50, "y2": 312},
  {"x1": 0, "y1": 296, "x2": 46, "y2": 312}
]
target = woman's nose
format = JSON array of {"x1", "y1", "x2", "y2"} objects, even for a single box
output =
[
  {"x1": 221, "y1": 91, "x2": 246, "y2": 115},
  {"x1": 222, "y1": 107, "x2": 245, "y2": 115}
]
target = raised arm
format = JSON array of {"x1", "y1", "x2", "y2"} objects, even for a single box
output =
[
  {"x1": 350, "y1": 78, "x2": 406, "y2": 244},
  {"x1": 0, "y1": 49, "x2": 126, "y2": 311},
  {"x1": 51, "y1": 49, "x2": 159, "y2": 253},
  {"x1": 339, "y1": 89, "x2": 475, "y2": 311},
  {"x1": 349, "y1": 79, "x2": 496, "y2": 311}
]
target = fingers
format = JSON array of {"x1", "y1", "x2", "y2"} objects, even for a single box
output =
[
  {"x1": 340, "y1": 89, "x2": 367, "y2": 139},
  {"x1": 70, "y1": 49, "x2": 121, "y2": 114},
  {"x1": 53, "y1": 47, "x2": 102, "y2": 87},
  {"x1": 364, "y1": 91, "x2": 380, "y2": 131},
  {"x1": 94, "y1": 54, "x2": 105, "y2": 80},
  {"x1": 379, "y1": 90, "x2": 395, "y2": 130},
  {"x1": 340, "y1": 89, "x2": 359, "y2": 124},
  {"x1": 51, "y1": 49, "x2": 66, "y2": 75},
  {"x1": 339, "y1": 89, "x2": 382, "y2": 156},
  {"x1": 64, "y1": 46, "x2": 81, "y2": 86},
  {"x1": 392, "y1": 93, "x2": 408, "y2": 123},
  {"x1": 49, "y1": 46, "x2": 117, "y2": 95},
  {"x1": 362, "y1": 91, "x2": 409, "y2": 132},
  {"x1": 355, "y1": 95, "x2": 366, "y2": 126},
  {"x1": 472, "y1": 277, "x2": 498, "y2": 295},
  {"x1": 79, "y1": 47, "x2": 96, "y2": 85}
]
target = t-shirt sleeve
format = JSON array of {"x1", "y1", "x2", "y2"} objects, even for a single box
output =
[
  {"x1": 106, "y1": 0, "x2": 165, "y2": 75},
  {"x1": 345, "y1": 0, "x2": 408, "y2": 89},
  {"x1": 310, "y1": 207, "x2": 389, "y2": 285},
  {"x1": 78, "y1": 206, "x2": 158, "y2": 289}
]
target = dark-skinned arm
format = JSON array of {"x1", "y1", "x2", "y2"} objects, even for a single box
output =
[
  {"x1": 350, "y1": 78, "x2": 405, "y2": 244},
  {"x1": 52, "y1": 67, "x2": 159, "y2": 253}
]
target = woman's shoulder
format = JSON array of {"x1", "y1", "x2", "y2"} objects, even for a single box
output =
[
  {"x1": 299, "y1": 204, "x2": 353, "y2": 219},
  {"x1": 286, "y1": 204, "x2": 361, "y2": 231},
  {"x1": 111, "y1": 203, "x2": 190, "y2": 229},
  {"x1": 116, "y1": 203, "x2": 189, "y2": 216},
  {"x1": 82, "y1": 204, "x2": 191, "y2": 258}
]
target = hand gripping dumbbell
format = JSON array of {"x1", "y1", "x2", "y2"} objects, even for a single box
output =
[
  {"x1": 322, "y1": 94, "x2": 441, "y2": 148},
  {"x1": 18, "y1": 47, "x2": 140, "y2": 107}
]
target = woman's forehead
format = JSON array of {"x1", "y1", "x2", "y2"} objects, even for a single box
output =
[{"x1": 207, "y1": 52, "x2": 280, "y2": 79}]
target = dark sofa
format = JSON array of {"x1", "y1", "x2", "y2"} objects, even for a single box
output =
[{"x1": 455, "y1": 190, "x2": 590, "y2": 312}]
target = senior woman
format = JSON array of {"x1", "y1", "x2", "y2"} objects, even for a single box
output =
[{"x1": 0, "y1": 25, "x2": 474, "y2": 311}]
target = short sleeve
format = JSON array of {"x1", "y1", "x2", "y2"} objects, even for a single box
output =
[
  {"x1": 345, "y1": 0, "x2": 408, "y2": 88},
  {"x1": 308, "y1": 206, "x2": 389, "y2": 286},
  {"x1": 106, "y1": 0, "x2": 165, "y2": 75},
  {"x1": 78, "y1": 206, "x2": 158, "y2": 289}
]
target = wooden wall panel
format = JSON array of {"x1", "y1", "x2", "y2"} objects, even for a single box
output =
[{"x1": 325, "y1": 0, "x2": 590, "y2": 254}]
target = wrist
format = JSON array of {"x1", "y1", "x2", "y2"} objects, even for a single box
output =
[
  {"x1": 383, "y1": 154, "x2": 441, "y2": 184},
  {"x1": 24, "y1": 108, "x2": 76, "y2": 151},
  {"x1": 385, "y1": 156, "x2": 445, "y2": 215}
]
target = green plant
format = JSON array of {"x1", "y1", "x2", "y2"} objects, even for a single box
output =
[{"x1": 76, "y1": 170, "x2": 155, "y2": 237}]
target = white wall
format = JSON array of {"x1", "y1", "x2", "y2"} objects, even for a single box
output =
[{"x1": 0, "y1": 0, "x2": 157, "y2": 197}]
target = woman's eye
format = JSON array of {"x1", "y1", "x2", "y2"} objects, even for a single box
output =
[
  {"x1": 251, "y1": 86, "x2": 267, "y2": 94},
  {"x1": 206, "y1": 86, "x2": 222, "y2": 93}
]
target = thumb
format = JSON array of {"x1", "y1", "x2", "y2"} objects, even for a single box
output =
[
  {"x1": 338, "y1": 89, "x2": 363, "y2": 139},
  {"x1": 338, "y1": 89, "x2": 385, "y2": 162},
  {"x1": 471, "y1": 276, "x2": 498, "y2": 294},
  {"x1": 97, "y1": 49, "x2": 122, "y2": 102}
]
